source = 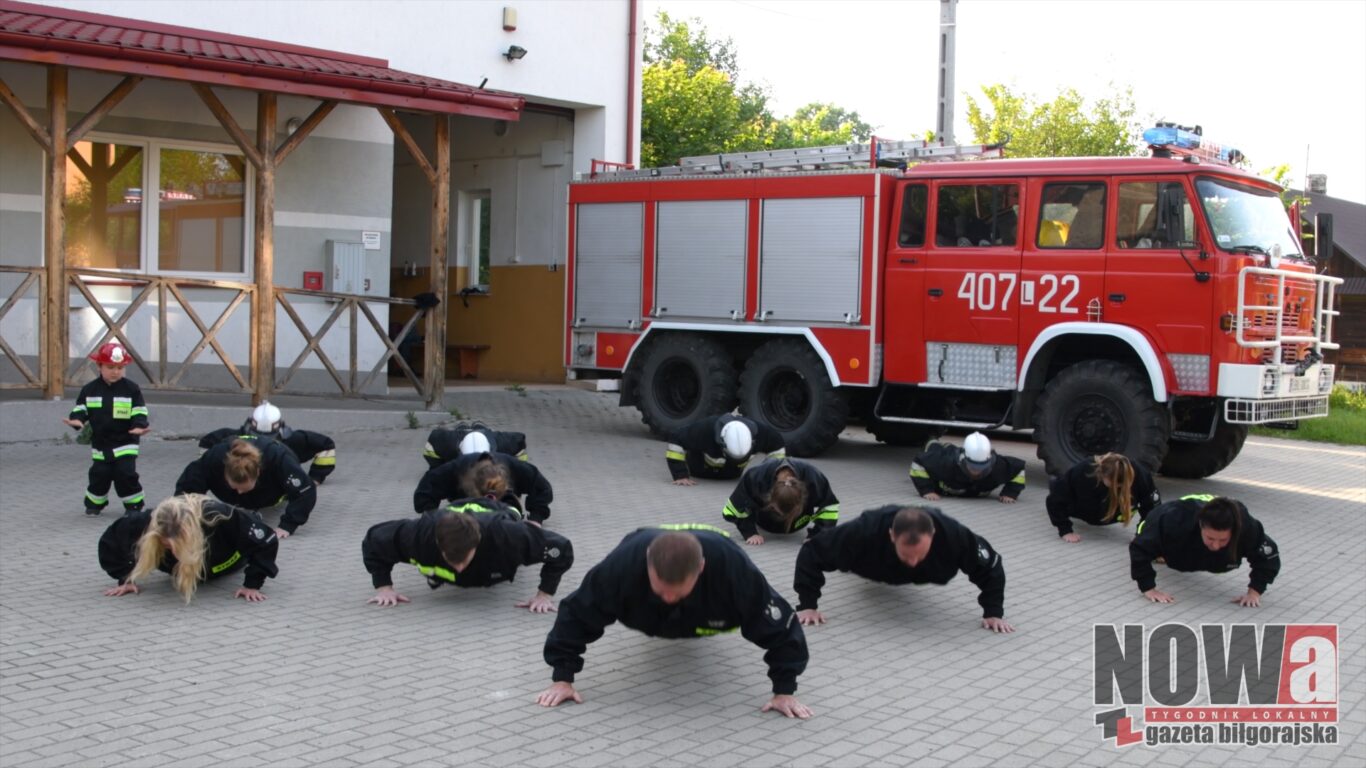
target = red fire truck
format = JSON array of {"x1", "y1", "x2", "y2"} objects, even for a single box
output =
[{"x1": 564, "y1": 135, "x2": 1342, "y2": 478}]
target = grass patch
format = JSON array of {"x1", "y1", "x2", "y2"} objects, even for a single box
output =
[{"x1": 1250, "y1": 385, "x2": 1366, "y2": 446}]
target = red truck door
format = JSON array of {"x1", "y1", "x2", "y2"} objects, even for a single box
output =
[
  {"x1": 883, "y1": 182, "x2": 929, "y2": 382},
  {"x1": 1018, "y1": 178, "x2": 1110, "y2": 359},
  {"x1": 918, "y1": 180, "x2": 1023, "y2": 388},
  {"x1": 1104, "y1": 177, "x2": 1213, "y2": 392}
]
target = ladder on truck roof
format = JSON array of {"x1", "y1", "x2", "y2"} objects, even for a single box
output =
[{"x1": 588, "y1": 137, "x2": 1005, "y2": 179}]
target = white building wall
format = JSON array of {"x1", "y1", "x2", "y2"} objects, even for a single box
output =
[{"x1": 36, "y1": 0, "x2": 639, "y2": 172}]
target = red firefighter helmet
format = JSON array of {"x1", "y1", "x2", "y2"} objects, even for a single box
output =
[{"x1": 88, "y1": 342, "x2": 132, "y2": 366}]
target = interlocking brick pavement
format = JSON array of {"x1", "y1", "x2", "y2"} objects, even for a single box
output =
[{"x1": 1, "y1": 386, "x2": 1362, "y2": 766}]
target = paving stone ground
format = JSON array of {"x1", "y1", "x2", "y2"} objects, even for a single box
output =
[{"x1": 0, "y1": 387, "x2": 1362, "y2": 767}]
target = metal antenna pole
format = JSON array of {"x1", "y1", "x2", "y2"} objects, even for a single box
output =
[{"x1": 937, "y1": 0, "x2": 958, "y2": 144}]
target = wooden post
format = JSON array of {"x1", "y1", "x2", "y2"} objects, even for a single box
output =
[
  {"x1": 44, "y1": 66, "x2": 68, "y2": 399},
  {"x1": 426, "y1": 115, "x2": 450, "y2": 407},
  {"x1": 252, "y1": 93, "x2": 277, "y2": 405}
]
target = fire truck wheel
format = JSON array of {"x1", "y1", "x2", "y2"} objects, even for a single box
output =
[
  {"x1": 739, "y1": 339, "x2": 848, "y2": 457},
  {"x1": 1158, "y1": 422, "x2": 1248, "y2": 479},
  {"x1": 1032, "y1": 360, "x2": 1169, "y2": 475},
  {"x1": 635, "y1": 333, "x2": 738, "y2": 437}
]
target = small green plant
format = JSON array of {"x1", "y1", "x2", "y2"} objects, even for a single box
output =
[
  {"x1": 506, "y1": 383, "x2": 527, "y2": 397},
  {"x1": 405, "y1": 411, "x2": 419, "y2": 429},
  {"x1": 448, "y1": 406, "x2": 465, "y2": 420}
]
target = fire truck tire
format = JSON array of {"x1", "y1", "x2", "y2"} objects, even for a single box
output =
[
  {"x1": 739, "y1": 339, "x2": 848, "y2": 457},
  {"x1": 867, "y1": 421, "x2": 944, "y2": 449},
  {"x1": 1033, "y1": 360, "x2": 1169, "y2": 475},
  {"x1": 1158, "y1": 422, "x2": 1248, "y2": 479},
  {"x1": 635, "y1": 334, "x2": 738, "y2": 437}
]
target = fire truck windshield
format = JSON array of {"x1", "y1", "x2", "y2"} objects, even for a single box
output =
[{"x1": 1196, "y1": 177, "x2": 1303, "y2": 258}]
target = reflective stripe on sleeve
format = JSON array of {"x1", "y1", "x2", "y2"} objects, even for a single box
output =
[
  {"x1": 658, "y1": 523, "x2": 731, "y2": 537},
  {"x1": 211, "y1": 551, "x2": 242, "y2": 574},
  {"x1": 816, "y1": 504, "x2": 840, "y2": 520},
  {"x1": 312, "y1": 449, "x2": 336, "y2": 466},
  {"x1": 722, "y1": 501, "x2": 749, "y2": 520},
  {"x1": 665, "y1": 444, "x2": 686, "y2": 462},
  {"x1": 409, "y1": 558, "x2": 456, "y2": 582},
  {"x1": 111, "y1": 445, "x2": 140, "y2": 459},
  {"x1": 909, "y1": 463, "x2": 930, "y2": 479}
]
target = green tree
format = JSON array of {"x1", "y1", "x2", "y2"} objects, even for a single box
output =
[
  {"x1": 775, "y1": 103, "x2": 875, "y2": 147},
  {"x1": 965, "y1": 84, "x2": 1141, "y2": 158},
  {"x1": 639, "y1": 12, "x2": 874, "y2": 167}
]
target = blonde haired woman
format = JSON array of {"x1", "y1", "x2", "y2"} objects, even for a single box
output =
[
  {"x1": 1045, "y1": 453, "x2": 1161, "y2": 543},
  {"x1": 98, "y1": 494, "x2": 280, "y2": 602}
]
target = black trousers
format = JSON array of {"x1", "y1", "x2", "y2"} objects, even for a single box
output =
[{"x1": 86, "y1": 456, "x2": 144, "y2": 511}]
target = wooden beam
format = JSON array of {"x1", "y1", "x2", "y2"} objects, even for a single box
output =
[
  {"x1": 377, "y1": 107, "x2": 436, "y2": 186},
  {"x1": 0, "y1": 75, "x2": 51, "y2": 153},
  {"x1": 191, "y1": 83, "x2": 265, "y2": 171},
  {"x1": 66, "y1": 75, "x2": 141, "y2": 146},
  {"x1": 44, "y1": 66, "x2": 67, "y2": 398},
  {"x1": 106, "y1": 145, "x2": 142, "y2": 179},
  {"x1": 426, "y1": 115, "x2": 450, "y2": 406},
  {"x1": 252, "y1": 92, "x2": 277, "y2": 404},
  {"x1": 65, "y1": 148, "x2": 93, "y2": 180},
  {"x1": 273, "y1": 99, "x2": 336, "y2": 166}
]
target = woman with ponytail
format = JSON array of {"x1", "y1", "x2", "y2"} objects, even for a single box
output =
[
  {"x1": 175, "y1": 436, "x2": 316, "y2": 537},
  {"x1": 1129, "y1": 494, "x2": 1280, "y2": 607},
  {"x1": 98, "y1": 494, "x2": 280, "y2": 602},
  {"x1": 722, "y1": 458, "x2": 840, "y2": 545},
  {"x1": 1045, "y1": 453, "x2": 1161, "y2": 542}
]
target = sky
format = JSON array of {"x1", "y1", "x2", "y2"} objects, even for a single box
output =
[{"x1": 644, "y1": 0, "x2": 1366, "y2": 204}]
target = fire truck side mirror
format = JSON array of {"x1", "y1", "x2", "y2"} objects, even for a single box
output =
[{"x1": 1315, "y1": 213, "x2": 1334, "y2": 261}]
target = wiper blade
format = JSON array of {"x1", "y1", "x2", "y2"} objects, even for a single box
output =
[{"x1": 1228, "y1": 244, "x2": 1269, "y2": 255}]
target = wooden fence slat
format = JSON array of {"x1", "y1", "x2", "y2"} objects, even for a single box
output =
[{"x1": 274, "y1": 292, "x2": 346, "y2": 392}]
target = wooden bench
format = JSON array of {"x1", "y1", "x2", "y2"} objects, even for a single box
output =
[{"x1": 447, "y1": 344, "x2": 491, "y2": 378}]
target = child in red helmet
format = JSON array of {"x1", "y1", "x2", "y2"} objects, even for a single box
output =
[{"x1": 62, "y1": 342, "x2": 150, "y2": 515}]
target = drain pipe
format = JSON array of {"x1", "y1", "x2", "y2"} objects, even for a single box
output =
[{"x1": 625, "y1": 0, "x2": 638, "y2": 166}]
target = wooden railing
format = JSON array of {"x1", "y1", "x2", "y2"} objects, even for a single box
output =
[
  {"x1": 0, "y1": 265, "x2": 46, "y2": 389},
  {"x1": 273, "y1": 286, "x2": 430, "y2": 399},
  {"x1": 2, "y1": 266, "x2": 432, "y2": 401},
  {"x1": 65, "y1": 268, "x2": 256, "y2": 392}
]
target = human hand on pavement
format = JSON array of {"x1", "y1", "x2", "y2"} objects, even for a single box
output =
[
  {"x1": 761, "y1": 694, "x2": 813, "y2": 719},
  {"x1": 1143, "y1": 588, "x2": 1175, "y2": 604},
  {"x1": 796, "y1": 609, "x2": 825, "y2": 626},
  {"x1": 536, "y1": 682, "x2": 582, "y2": 708},
  {"x1": 672, "y1": 477, "x2": 697, "y2": 486},
  {"x1": 516, "y1": 591, "x2": 557, "y2": 613},
  {"x1": 234, "y1": 588, "x2": 268, "y2": 602},
  {"x1": 103, "y1": 583, "x2": 139, "y2": 597},
  {"x1": 367, "y1": 587, "x2": 410, "y2": 607},
  {"x1": 982, "y1": 617, "x2": 1015, "y2": 633}
]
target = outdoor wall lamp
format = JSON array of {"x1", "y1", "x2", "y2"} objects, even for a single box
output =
[{"x1": 504, "y1": 45, "x2": 528, "y2": 61}]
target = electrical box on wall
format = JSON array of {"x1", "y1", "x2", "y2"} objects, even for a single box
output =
[
  {"x1": 326, "y1": 241, "x2": 366, "y2": 295},
  {"x1": 303, "y1": 271, "x2": 323, "y2": 291}
]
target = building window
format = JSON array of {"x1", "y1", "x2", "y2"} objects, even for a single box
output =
[
  {"x1": 470, "y1": 191, "x2": 492, "y2": 289},
  {"x1": 64, "y1": 141, "x2": 144, "y2": 270},
  {"x1": 63, "y1": 135, "x2": 249, "y2": 275},
  {"x1": 156, "y1": 148, "x2": 246, "y2": 272}
]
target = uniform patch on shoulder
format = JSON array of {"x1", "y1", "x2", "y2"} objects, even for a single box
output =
[
  {"x1": 546, "y1": 547, "x2": 560, "y2": 559},
  {"x1": 289, "y1": 475, "x2": 302, "y2": 488},
  {"x1": 251, "y1": 526, "x2": 266, "y2": 540},
  {"x1": 767, "y1": 601, "x2": 784, "y2": 622},
  {"x1": 978, "y1": 543, "x2": 991, "y2": 563},
  {"x1": 1261, "y1": 541, "x2": 1276, "y2": 557}
]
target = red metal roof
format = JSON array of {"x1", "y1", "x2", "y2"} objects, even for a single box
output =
[{"x1": 0, "y1": 0, "x2": 523, "y2": 119}]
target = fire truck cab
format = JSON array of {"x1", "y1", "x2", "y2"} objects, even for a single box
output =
[{"x1": 565, "y1": 137, "x2": 1341, "y2": 478}]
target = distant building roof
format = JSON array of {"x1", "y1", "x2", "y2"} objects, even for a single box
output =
[{"x1": 1293, "y1": 190, "x2": 1365, "y2": 271}]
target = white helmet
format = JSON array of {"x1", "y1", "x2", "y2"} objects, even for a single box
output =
[
  {"x1": 251, "y1": 401, "x2": 282, "y2": 433},
  {"x1": 719, "y1": 420, "x2": 753, "y2": 461},
  {"x1": 961, "y1": 432, "x2": 993, "y2": 473},
  {"x1": 458, "y1": 431, "x2": 492, "y2": 455}
]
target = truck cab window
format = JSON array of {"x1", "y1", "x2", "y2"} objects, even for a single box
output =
[
  {"x1": 934, "y1": 184, "x2": 1019, "y2": 248},
  {"x1": 1037, "y1": 182, "x2": 1106, "y2": 249},
  {"x1": 897, "y1": 184, "x2": 928, "y2": 247},
  {"x1": 1117, "y1": 181, "x2": 1193, "y2": 249}
]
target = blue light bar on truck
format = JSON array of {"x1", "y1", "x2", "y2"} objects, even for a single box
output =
[{"x1": 1144, "y1": 123, "x2": 1245, "y2": 166}]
